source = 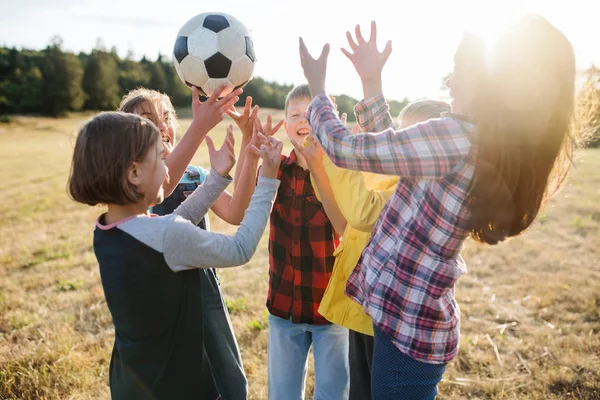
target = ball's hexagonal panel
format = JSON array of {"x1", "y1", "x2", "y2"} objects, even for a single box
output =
[
  {"x1": 217, "y1": 27, "x2": 246, "y2": 61},
  {"x1": 177, "y1": 14, "x2": 206, "y2": 36},
  {"x1": 227, "y1": 55, "x2": 254, "y2": 87},
  {"x1": 179, "y1": 56, "x2": 209, "y2": 88},
  {"x1": 173, "y1": 36, "x2": 189, "y2": 64},
  {"x1": 203, "y1": 14, "x2": 230, "y2": 33},
  {"x1": 187, "y1": 28, "x2": 218, "y2": 61},
  {"x1": 245, "y1": 36, "x2": 256, "y2": 62},
  {"x1": 204, "y1": 52, "x2": 232, "y2": 79},
  {"x1": 202, "y1": 78, "x2": 233, "y2": 98}
]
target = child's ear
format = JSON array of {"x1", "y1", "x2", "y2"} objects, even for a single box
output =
[{"x1": 127, "y1": 162, "x2": 142, "y2": 186}]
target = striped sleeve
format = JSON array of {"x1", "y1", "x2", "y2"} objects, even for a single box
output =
[{"x1": 308, "y1": 93, "x2": 473, "y2": 179}]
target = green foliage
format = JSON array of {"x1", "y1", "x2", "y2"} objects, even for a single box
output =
[
  {"x1": 148, "y1": 57, "x2": 168, "y2": 94},
  {"x1": 40, "y1": 42, "x2": 85, "y2": 117},
  {"x1": 0, "y1": 37, "x2": 411, "y2": 117},
  {"x1": 82, "y1": 50, "x2": 120, "y2": 110}
]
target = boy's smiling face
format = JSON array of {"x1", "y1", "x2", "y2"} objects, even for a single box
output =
[{"x1": 284, "y1": 97, "x2": 312, "y2": 144}]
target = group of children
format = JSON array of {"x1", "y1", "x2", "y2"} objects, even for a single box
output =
[{"x1": 67, "y1": 14, "x2": 579, "y2": 400}]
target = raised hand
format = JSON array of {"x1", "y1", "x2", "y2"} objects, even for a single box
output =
[
  {"x1": 341, "y1": 21, "x2": 392, "y2": 97},
  {"x1": 291, "y1": 133, "x2": 325, "y2": 168},
  {"x1": 206, "y1": 125, "x2": 236, "y2": 177},
  {"x1": 191, "y1": 84, "x2": 243, "y2": 133},
  {"x1": 299, "y1": 37, "x2": 330, "y2": 98},
  {"x1": 252, "y1": 136, "x2": 284, "y2": 179},
  {"x1": 253, "y1": 113, "x2": 284, "y2": 138},
  {"x1": 226, "y1": 96, "x2": 259, "y2": 138}
]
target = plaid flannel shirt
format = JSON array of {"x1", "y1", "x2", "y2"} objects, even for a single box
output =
[
  {"x1": 266, "y1": 151, "x2": 338, "y2": 325},
  {"x1": 308, "y1": 93, "x2": 476, "y2": 364}
]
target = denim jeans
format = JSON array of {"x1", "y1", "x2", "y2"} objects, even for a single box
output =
[
  {"x1": 201, "y1": 268, "x2": 247, "y2": 400},
  {"x1": 267, "y1": 314, "x2": 349, "y2": 400},
  {"x1": 371, "y1": 325, "x2": 446, "y2": 400}
]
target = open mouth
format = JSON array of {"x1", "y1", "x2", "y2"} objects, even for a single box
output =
[{"x1": 297, "y1": 128, "x2": 310, "y2": 137}]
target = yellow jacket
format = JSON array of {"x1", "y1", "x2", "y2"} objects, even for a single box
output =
[{"x1": 313, "y1": 155, "x2": 398, "y2": 336}]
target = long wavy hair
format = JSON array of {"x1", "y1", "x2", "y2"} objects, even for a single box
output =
[{"x1": 465, "y1": 15, "x2": 580, "y2": 244}]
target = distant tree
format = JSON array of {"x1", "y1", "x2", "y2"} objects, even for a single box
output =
[
  {"x1": 40, "y1": 38, "x2": 85, "y2": 116},
  {"x1": 82, "y1": 49, "x2": 120, "y2": 110},
  {"x1": 118, "y1": 58, "x2": 150, "y2": 97},
  {"x1": 148, "y1": 58, "x2": 168, "y2": 93}
]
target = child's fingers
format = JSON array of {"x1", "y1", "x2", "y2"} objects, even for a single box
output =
[
  {"x1": 351, "y1": 123, "x2": 361, "y2": 134},
  {"x1": 318, "y1": 43, "x2": 330, "y2": 61},
  {"x1": 299, "y1": 37, "x2": 310, "y2": 61},
  {"x1": 218, "y1": 91, "x2": 242, "y2": 113},
  {"x1": 341, "y1": 112, "x2": 347, "y2": 125},
  {"x1": 226, "y1": 108, "x2": 239, "y2": 119},
  {"x1": 355, "y1": 24, "x2": 365, "y2": 44},
  {"x1": 243, "y1": 96, "x2": 253, "y2": 112},
  {"x1": 248, "y1": 144, "x2": 261, "y2": 158},
  {"x1": 208, "y1": 84, "x2": 228, "y2": 103},
  {"x1": 265, "y1": 114, "x2": 273, "y2": 133},
  {"x1": 271, "y1": 119, "x2": 284, "y2": 135},
  {"x1": 191, "y1": 86, "x2": 200, "y2": 104},
  {"x1": 382, "y1": 40, "x2": 393, "y2": 61},
  {"x1": 290, "y1": 138, "x2": 304, "y2": 152},
  {"x1": 346, "y1": 31, "x2": 358, "y2": 50},
  {"x1": 369, "y1": 20, "x2": 377, "y2": 43},
  {"x1": 253, "y1": 117, "x2": 264, "y2": 135},
  {"x1": 250, "y1": 105, "x2": 259, "y2": 120},
  {"x1": 205, "y1": 136, "x2": 216, "y2": 153},
  {"x1": 273, "y1": 139, "x2": 284, "y2": 154},
  {"x1": 341, "y1": 47, "x2": 353, "y2": 60}
]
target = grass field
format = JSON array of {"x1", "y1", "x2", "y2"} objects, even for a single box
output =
[{"x1": 0, "y1": 112, "x2": 598, "y2": 399}]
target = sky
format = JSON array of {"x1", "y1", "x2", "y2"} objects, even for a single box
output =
[{"x1": 1, "y1": 0, "x2": 598, "y2": 101}]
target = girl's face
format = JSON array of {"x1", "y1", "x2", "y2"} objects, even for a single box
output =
[
  {"x1": 136, "y1": 100, "x2": 177, "y2": 157},
  {"x1": 134, "y1": 138, "x2": 170, "y2": 207},
  {"x1": 446, "y1": 60, "x2": 473, "y2": 115}
]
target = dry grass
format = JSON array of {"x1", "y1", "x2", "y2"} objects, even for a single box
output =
[{"x1": 0, "y1": 113, "x2": 598, "y2": 399}]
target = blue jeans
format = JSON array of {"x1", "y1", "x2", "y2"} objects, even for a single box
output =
[
  {"x1": 371, "y1": 325, "x2": 446, "y2": 400},
  {"x1": 268, "y1": 314, "x2": 349, "y2": 400}
]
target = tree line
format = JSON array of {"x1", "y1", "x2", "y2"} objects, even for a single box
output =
[{"x1": 0, "y1": 37, "x2": 410, "y2": 121}]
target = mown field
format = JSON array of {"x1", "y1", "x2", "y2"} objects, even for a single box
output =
[{"x1": 0, "y1": 112, "x2": 598, "y2": 399}]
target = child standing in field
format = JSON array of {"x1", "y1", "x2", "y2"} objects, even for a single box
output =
[
  {"x1": 300, "y1": 16, "x2": 578, "y2": 399},
  {"x1": 117, "y1": 86, "x2": 282, "y2": 400},
  {"x1": 67, "y1": 109, "x2": 283, "y2": 400},
  {"x1": 293, "y1": 99, "x2": 450, "y2": 400},
  {"x1": 236, "y1": 84, "x2": 350, "y2": 399}
]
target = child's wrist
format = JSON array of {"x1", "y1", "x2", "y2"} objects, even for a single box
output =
[{"x1": 259, "y1": 164, "x2": 277, "y2": 178}]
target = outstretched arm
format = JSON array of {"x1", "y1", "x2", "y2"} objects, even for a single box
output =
[
  {"x1": 291, "y1": 134, "x2": 347, "y2": 236},
  {"x1": 164, "y1": 85, "x2": 242, "y2": 196}
]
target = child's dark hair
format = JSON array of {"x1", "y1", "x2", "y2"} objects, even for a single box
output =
[
  {"x1": 398, "y1": 99, "x2": 451, "y2": 128},
  {"x1": 284, "y1": 84, "x2": 312, "y2": 116},
  {"x1": 68, "y1": 112, "x2": 160, "y2": 206}
]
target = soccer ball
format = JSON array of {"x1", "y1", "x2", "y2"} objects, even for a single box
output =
[{"x1": 173, "y1": 12, "x2": 256, "y2": 97}]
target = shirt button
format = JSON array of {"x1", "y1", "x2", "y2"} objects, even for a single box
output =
[{"x1": 295, "y1": 217, "x2": 300, "y2": 222}]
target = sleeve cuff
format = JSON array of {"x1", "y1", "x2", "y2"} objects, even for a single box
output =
[
  {"x1": 354, "y1": 92, "x2": 386, "y2": 115},
  {"x1": 207, "y1": 168, "x2": 233, "y2": 186},
  {"x1": 257, "y1": 176, "x2": 280, "y2": 190}
]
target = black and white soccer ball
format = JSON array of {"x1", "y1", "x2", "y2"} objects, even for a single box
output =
[{"x1": 173, "y1": 12, "x2": 256, "y2": 97}]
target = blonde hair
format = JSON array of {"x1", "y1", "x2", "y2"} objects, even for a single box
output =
[
  {"x1": 118, "y1": 88, "x2": 178, "y2": 126},
  {"x1": 398, "y1": 99, "x2": 451, "y2": 128},
  {"x1": 284, "y1": 84, "x2": 311, "y2": 117}
]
